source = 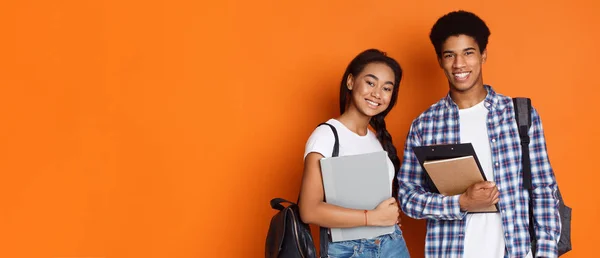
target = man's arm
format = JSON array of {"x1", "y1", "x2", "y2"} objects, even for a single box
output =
[
  {"x1": 397, "y1": 122, "x2": 467, "y2": 220},
  {"x1": 529, "y1": 107, "x2": 561, "y2": 257}
]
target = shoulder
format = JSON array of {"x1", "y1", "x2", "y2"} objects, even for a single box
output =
[
  {"x1": 411, "y1": 97, "x2": 447, "y2": 129},
  {"x1": 492, "y1": 91, "x2": 514, "y2": 111},
  {"x1": 304, "y1": 120, "x2": 337, "y2": 159},
  {"x1": 493, "y1": 92, "x2": 542, "y2": 120}
]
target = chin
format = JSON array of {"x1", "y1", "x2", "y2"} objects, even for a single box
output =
[
  {"x1": 363, "y1": 108, "x2": 385, "y2": 117},
  {"x1": 450, "y1": 82, "x2": 477, "y2": 92}
]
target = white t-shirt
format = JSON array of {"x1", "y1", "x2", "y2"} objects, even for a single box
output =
[
  {"x1": 303, "y1": 118, "x2": 395, "y2": 188},
  {"x1": 459, "y1": 100, "x2": 507, "y2": 258}
]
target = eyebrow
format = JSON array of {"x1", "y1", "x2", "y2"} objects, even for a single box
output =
[
  {"x1": 365, "y1": 74, "x2": 394, "y2": 86},
  {"x1": 442, "y1": 47, "x2": 477, "y2": 55}
]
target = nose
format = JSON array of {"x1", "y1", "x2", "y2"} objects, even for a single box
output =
[
  {"x1": 453, "y1": 55, "x2": 466, "y2": 69},
  {"x1": 371, "y1": 87, "x2": 382, "y2": 98}
]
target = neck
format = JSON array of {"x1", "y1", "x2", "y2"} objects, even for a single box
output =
[
  {"x1": 338, "y1": 104, "x2": 371, "y2": 136},
  {"x1": 449, "y1": 83, "x2": 487, "y2": 109}
]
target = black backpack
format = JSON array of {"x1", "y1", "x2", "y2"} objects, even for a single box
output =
[
  {"x1": 265, "y1": 123, "x2": 339, "y2": 258},
  {"x1": 513, "y1": 97, "x2": 572, "y2": 256},
  {"x1": 265, "y1": 198, "x2": 317, "y2": 258}
]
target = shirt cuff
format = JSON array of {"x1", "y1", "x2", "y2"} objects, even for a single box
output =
[{"x1": 446, "y1": 195, "x2": 467, "y2": 219}]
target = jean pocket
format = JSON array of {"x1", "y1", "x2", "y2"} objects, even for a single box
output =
[
  {"x1": 389, "y1": 225, "x2": 404, "y2": 240},
  {"x1": 328, "y1": 240, "x2": 359, "y2": 258}
]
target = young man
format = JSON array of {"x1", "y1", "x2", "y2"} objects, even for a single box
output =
[{"x1": 397, "y1": 10, "x2": 561, "y2": 258}]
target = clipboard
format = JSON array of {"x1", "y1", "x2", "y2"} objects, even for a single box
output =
[{"x1": 413, "y1": 143, "x2": 499, "y2": 213}]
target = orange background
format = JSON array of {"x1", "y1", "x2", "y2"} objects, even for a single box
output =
[{"x1": 0, "y1": 0, "x2": 598, "y2": 257}]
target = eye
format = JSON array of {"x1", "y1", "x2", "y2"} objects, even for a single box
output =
[
  {"x1": 366, "y1": 81, "x2": 375, "y2": 87},
  {"x1": 384, "y1": 87, "x2": 393, "y2": 92},
  {"x1": 465, "y1": 51, "x2": 474, "y2": 56},
  {"x1": 443, "y1": 53, "x2": 454, "y2": 59}
]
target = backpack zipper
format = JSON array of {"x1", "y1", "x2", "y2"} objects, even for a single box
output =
[{"x1": 289, "y1": 211, "x2": 306, "y2": 258}]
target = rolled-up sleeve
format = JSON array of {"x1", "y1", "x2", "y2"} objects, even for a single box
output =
[
  {"x1": 397, "y1": 122, "x2": 467, "y2": 221},
  {"x1": 529, "y1": 107, "x2": 561, "y2": 257}
]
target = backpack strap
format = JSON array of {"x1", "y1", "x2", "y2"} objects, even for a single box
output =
[
  {"x1": 317, "y1": 123, "x2": 339, "y2": 157},
  {"x1": 513, "y1": 97, "x2": 536, "y2": 257},
  {"x1": 316, "y1": 122, "x2": 339, "y2": 258},
  {"x1": 513, "y1": 98, "x2": 533, "y2": 190},
  {"x1": 270, "y1": 198, "x2": 295, "y2": 211}
]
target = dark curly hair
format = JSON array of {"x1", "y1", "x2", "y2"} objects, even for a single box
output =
[
  {"x1": 339, "y1": 49, "x2": 402, "y2": 199},
  {"x1": 429, "y1": 10, "x2": 491, "y2": 58}
]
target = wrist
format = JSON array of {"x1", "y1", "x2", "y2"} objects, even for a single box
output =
[
  {"x1": 459, "y1": 194, "x2": 468, "y2": 211},
  {"x1": 366, "y1": 209, "x2": 377, "y2": 226}
]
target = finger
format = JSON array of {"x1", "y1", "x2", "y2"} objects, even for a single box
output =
[
  {"x1": 484, "y1": 181, "x2": 496, "y2": 189},
  {"x1": 475, "y1": 181, "x2": 495, "y2": 189},
  {"x1": 493, "y1": 191, "x2": 500, "y2": 200},
  {"x1": 490, "y1": 188, "x2": 499, "y2": 198},
  {"x1": 492, "y1": 197, "x2": 499, "y2": 204},
  {"x1": 489, "y1": 187, "x2": 498, "y2": 198},
  {"x1": 387, "y1": 197, "x2": 397, "y2": 205},
  {"x1": 492, "y1": 185, "x2": 499, "y2": 192}
]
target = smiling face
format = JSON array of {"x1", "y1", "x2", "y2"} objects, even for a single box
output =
[
  {"x1": 346, "y1": 62, "x2": 396, "y2": 118},
  {"x1": 438, "y1": 34, "x2": 487, "y2": 93}
]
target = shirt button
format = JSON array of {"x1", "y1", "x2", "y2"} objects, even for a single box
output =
[
  {"x1": 505, "y1": 233, "x2": 509, "y2": 237},
  {"x1": 501, "y1": 209, "x2": 505, "y2": 213},
  {"x1": 495, "y1": 162, "x2": 499, "y2": 167},
  {"x1": 491, "y1": 138, "x2": 496, "y2": 143}
]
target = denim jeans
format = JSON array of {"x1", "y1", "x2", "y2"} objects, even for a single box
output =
[{"x1": 327, "y1": 225, "x2": 410, "y2": 258}]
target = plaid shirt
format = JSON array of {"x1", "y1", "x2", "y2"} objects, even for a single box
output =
[{"x1": 397, "y1": 86, "x2": 561, "y2": 258}]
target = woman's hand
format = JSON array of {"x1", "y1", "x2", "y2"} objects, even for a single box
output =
[{"x1": 369, "y1": 197, "x2": 400, "y2": 226}]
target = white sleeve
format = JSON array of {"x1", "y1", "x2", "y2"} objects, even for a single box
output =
[{"x1": 303, "y1": 125, "x2": 336, "y2": 160}]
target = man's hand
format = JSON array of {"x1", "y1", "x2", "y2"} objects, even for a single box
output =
[{"x1": 459, "y1": 181, "x2": 499, "y2": 211}]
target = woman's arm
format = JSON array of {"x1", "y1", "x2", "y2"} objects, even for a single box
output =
[{"x1": 298, "y1": 152, "x2": 398, "y2": 228}]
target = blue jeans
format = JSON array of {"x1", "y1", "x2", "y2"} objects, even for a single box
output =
[{"x1": 327, "y1": 225, "x2": 410, "y2": 258}]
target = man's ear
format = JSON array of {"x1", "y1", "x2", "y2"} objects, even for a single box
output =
[
  {"x1": 346, "y1": 74, "x2": 354, "y2": 90},
  {"x1": 482, "y1": 49, "x2": 488, "y2": 64}
]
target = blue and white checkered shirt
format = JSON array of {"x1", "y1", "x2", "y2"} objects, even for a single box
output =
[{"x1": 397, "y1": 86, "x2": 561, "y2": 258}]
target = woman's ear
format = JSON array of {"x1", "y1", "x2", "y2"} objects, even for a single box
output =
[{"x1": 347, "y1": 74, "x2": 354, "y2": 90}]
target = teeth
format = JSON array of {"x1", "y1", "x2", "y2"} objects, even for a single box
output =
[
  {"x1": 455, "y1": 72, "x2": 469, "y2": 78},
  {"x1": 366, "y1": 100, "x2": 380, "y2": 106}
]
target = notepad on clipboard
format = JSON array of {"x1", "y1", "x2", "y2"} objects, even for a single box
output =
[
  {"x1": 413, "y1": 143, "x2": 498, "y2": 213},
  {"x1": 319, "y1": 151, "x2": 395, "y2": 242}
]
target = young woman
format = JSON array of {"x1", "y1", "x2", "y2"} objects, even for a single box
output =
[{"x1": 298, "y1": 49, "x2": 410, "y2": 258}]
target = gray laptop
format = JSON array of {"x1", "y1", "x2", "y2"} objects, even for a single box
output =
[{"x1": 319, "y1": 151, "x2": 394, "y2": 242}]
